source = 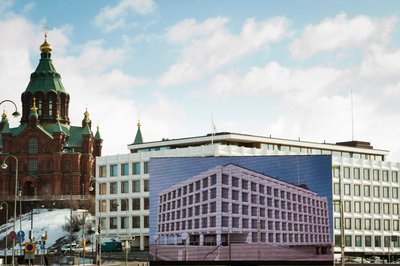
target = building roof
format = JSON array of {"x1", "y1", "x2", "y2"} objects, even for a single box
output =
[
  {"x1": 128, "y1": 131, "x2": 388, "y2": 157},
  {"x1": 23, "y1": 35, "x2": 68, "y2": 96}
]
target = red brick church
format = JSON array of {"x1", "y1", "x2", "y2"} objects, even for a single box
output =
[{"x1": 0, "y1": 35, "x2": 102, "y2": 209}]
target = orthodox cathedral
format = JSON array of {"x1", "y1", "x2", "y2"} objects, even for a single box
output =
[{"x1": 0, "y1": 35, "x2": 102, "y2": 211}]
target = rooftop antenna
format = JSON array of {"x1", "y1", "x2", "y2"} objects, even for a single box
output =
[
  {"x1": 351, "y1": 88, "x2": 354, "y2": 141},
  {"x1": 211, "y1": 112, "x2": 216, "y2": 146}
]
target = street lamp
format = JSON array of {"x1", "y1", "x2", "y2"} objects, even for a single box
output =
[
  {"x1": 1, "y1": 155, "x2": 19, "y2": 266},
  {"x1": 0, "y1": 202, "x2": 9, "y2": 265},
  {"x1": 89, "y1": 176, "x2": 101, "y2": 266},
  {"x1": 0, "y1": 100, "x2": 20, "y2": 118}
]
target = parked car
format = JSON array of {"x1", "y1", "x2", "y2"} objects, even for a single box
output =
[
  {"x1": 60, "y1": 243, "x2": 83, "y2": 254},
  {"x1": 101, "y1": 241, "x2": 122, "y2": 252}
]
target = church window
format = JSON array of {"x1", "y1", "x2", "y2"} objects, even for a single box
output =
[
  {"x1": 28, "y1": 159, "x2": 38, "y2": 173},
  {"x1": 49, "y1": 99, "x2": 53, "y2": 116},
  {"x1": 28, "y1": 138, "x2": 38, "y2": 154},
  {"x1": 38, "y1": 98, "x2": 42, "y2": 115}
]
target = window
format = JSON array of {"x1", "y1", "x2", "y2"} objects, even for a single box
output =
[
  {"x1": 383, "y1": 187, "x2": 389, "y2": 198},
  {"x1": 144, "y1": 180, "x2": 149, "y2": 192},
  {"x1": 132, "y1": 162, "x2": 140, "y2": 175},
  {"x1": 144, "y1": 162, "x2": 149, "y2": 174},
  {"x1": 364, "y1": 185, "x2": 370, "y2": 197},
  {"x1": 49, "y1": 98, "x2": 53, "y2": 116},
  {"x1": 393, "y1": 188, "x2": 399, "y2": 199},
  {"x1": 110, "y1": 182, "x2": 118, "y2": 194},
  {"x1": 345, "y1": 218, "x2": 352, "y2": 229},
  {"x1": 99, "y1": 166, "x2": 106, "y2": 177},
  {"x1": 28, "y1": 159, "x2": 38, "y2": 173},
  {"x1": 99, "y1": 183, "x2": 106, "y2": 195},
  {"x1": 121, "y1": 163, "x2": 129, "y2": 176},
  {"x1": 374, "y1": 202, "x2": 381, "y2": 214},
  {"x1": 354, "y1": 168, "x2": 360, "y2": 179},
  {"x1": 375, "y1": 236, "x2": 381, "y2": 247},
  {"x1": 354, "y1": 201, "x2": 361, "y2": 213},
  {"x1": 121, "y1": 199, "x2": 129, "y2": 211},
  {"x1": 334, "y1": 183, "x2": 340, "y2": 195},
  {"x1": 121, "y1": 181, "x2": 129, "y2": 193},
  {"x1": 110, "y1": 165, "x2": 118, "y2": 177},
  {"x1": 355, "y1": 218, "x2": 361, "y2": 230},
  {"x1": 132, "y1": 180, "x2": 140, "y2": 193},
  {"x1": 383, "y1": 170, "x2": 389, "y2": 182},
  {"x1": 28, "y1": 138, "x2": 38, "y2": 154},
  {"x1": 384, "y1": 219, "x2": 390, "y2": 231},
  {"x1": 364, "y1": 219, "x2": 371, "y2": 230},
  {"x1": 121, "y1": 217, "x2": 129, "y2": 229},
  {"x1": 365, "y1": 236, "x2": 372, "y2": 247},
  {"x1": 344, "y1": 184, "x2": 351, "y2": 195},
  {"x1": 355, "y1": 236, "x2": 362, "y2": 247},
  {"x1": 345, "y1": 236, "x2": 352, "y2": 247},
  {"x1": 354, "y1": 185, "x2": 360, "y2": 196},
  {"x1": 110, "y1": 199, "x2": 118, "y2": 212},
  {"x1": 344, "y1": 167, "x2": 350, "y2": 178},
  {"x1": 333, "y1": 166, "x2": 340, "y2": 178},
  {"x1": 144, "y1": 198, "x2": 149, "y2": 210},
  {"x1": 109, "y1": 217, "x2": 117, "y2": 229},
  {"x1": 132, "y1": 198, "x2": 141, "y2": 210},
  {"x1": 374, "y1": 219, "x2": 381, "y2": 230},
  {"x1": 242, "y1": 180, "x2": 248, "y2": 190},
  {"x1": 132, "y1": 216, "x2": 140, "y2": 228},
  {"x1": 373, "y1": 186, "x2": 380, "y2": 197},
  {"x1": 99, "y1": 200, "x2": 106, "y2": 212},
  {"x1": 334, "y1": 218, "x2": 341, "y2": 229},
  {"x1": 222, "y1": 174, "x2": 229, "y2": 185},
  {"x1": 363, "y1": 169, "x2": 370, "y2": 180},
  {"x1": 393, "y1": 171, "x2": 398, "y2": 182},
  {"x1": 373, "y1": 169, "x2": 380, "y2": 181},
  {"x1": 344, "y1": 201, "x2": 351, "y2": 212}
]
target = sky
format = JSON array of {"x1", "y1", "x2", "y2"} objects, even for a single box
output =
[{"x1": 1, "y1": 0, "x2": 400, "y2": 159}]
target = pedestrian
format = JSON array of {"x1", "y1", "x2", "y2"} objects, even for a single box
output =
[{"x1": 44, "y1": 254, "x2": 49, "y2": 266}]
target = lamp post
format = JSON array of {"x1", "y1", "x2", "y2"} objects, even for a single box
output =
[
  {"x1": 0, "y1": 100, "x2": 21, "y2": 118},
  {"x1": 1, "y1": 155, "x2": 19, "y2": 266},
  {"x1": 1, "y1": 201, "x2": 9, "y2": 264},
  {"x1": 89, "y1": 176, "x2": 101, "y2": 266}
]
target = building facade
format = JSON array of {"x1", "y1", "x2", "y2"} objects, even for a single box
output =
[
  {"x1": 96, "y1": 129, "x2": 399, "y2": 256},
  {"x1": 0, "y1": 35, "x2": 102, "y2": 209},
  {"x1": 157, "y1": 164, "x2": 330, "y2": 247}
]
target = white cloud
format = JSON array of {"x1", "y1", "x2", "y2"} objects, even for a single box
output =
[
  {"x1": 93, "y1": 0, "x2": 156, "y2": 33},
  {"x1": 290, "y1": 13, "x2": 396, "y2": 60},
  {"x1": 359, "y1": 44, "x2": 400, "y2": 79},
  {"x1": 167, "y1": 17, "x2": 229, "y2": 43},
  {"x1": 204, "y1": 62, "x2": 348, "y2": 103},
  {"x1": 158, "y1": 17, "x2": 290, "y2": 86}
]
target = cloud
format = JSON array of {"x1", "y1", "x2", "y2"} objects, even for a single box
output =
[
  {"x1": 290, "y1": 13, "x2": 396, "y2": 60},
  {"x1": 203, "y1": 62, "x2": 348, "y2": 103},
  {"x1": 93, "y1": 0, "x2": 156, "y2": 33},
  {"x1": 158, "y1": 16, "x2": 290, "y2": 86}
]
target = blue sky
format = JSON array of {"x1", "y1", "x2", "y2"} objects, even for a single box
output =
[{"x1": 1, "y1": 0, "x2": 400, "y2": 159}]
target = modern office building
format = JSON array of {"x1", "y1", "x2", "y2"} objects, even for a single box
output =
[
  {"x1": 96, "y1": 128, "x2": 399, "y2": 257},
  {"x1": 157, "y1": 164, "x2": 330, "y2": 247}
]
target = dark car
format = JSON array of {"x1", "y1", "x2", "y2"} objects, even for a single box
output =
[{"x1": 101, "y1": 241, "x2": 122, "y2": 252}]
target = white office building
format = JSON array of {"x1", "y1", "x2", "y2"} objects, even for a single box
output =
[
  {"x1": 157, "y1": 164, "x2": 330, "y2": 247},
  {"x1": 96, "y1": 125, "x2": 399, "y2": 256}
]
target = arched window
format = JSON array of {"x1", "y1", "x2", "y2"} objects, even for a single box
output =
[
  {"x1": 38, "y1": 98, "x2": 42, "y2": 115},
  {"x1": 49, "y1": 98, "x2": 53, "y2": 116},
  {"x1": 28, "y1": 138, "x2": 38, "y2": 154}
]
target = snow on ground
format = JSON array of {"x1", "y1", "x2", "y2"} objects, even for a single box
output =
[{"x1": 0, "y1": 208, "x2": 94, "y2": 255}]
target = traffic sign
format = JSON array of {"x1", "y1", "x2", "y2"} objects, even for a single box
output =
[
  {"x1": 17, "y1": 231, "x2": 25, "y2": 239},
  {"x1": 9, "y1": 231, "x2": 17, "y2": 240},
  {"x1": 25, "y1": 242, "x2": 36, "y2": 253},
  {"x1": 40, "y1": 245, "x2": 45, "y2": 250}
]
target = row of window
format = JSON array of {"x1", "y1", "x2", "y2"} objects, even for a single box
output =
[
  {"x1": 334, "y1": 217, "x2": 400, "y2": 231},
  {"x1": 158, "y1": 216, "x2": 329, "y2": 235},
  {"x1": 334, "y1": 183, "x2": 399, "y2": 199},
  {"x1": 333, "y1": 201, "x2": 400, "y2": 215},
  {"x1": 100, "y1": 215, "x2": 149, "y2": 230},
  {"x1": 263, "y1": 143, "x2": 384, "y2": 161},
  {"x1": 335, "y1": 235, "x2": 399, "y2": 248},
  {"x1": 98, "y1": 180, "x2": 149, "y2": 195},
  {"x1": 98, "y1": 198, "x2": 149, "y2": 212},
  {"x1": 159, "y1": 200, "x2": 328, "y2": 224},
  {"x1": 98, "y1": 162, "x2": 148, "y2": 177},
  {"x1": 333, "y1": 167, "x2": 398, "y2": 182}
]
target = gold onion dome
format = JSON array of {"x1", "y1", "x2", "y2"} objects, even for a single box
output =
[{"x1": 40, "y1": 33, "x2": 52, "y2": 52}]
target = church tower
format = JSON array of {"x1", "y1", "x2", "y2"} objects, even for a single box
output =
[{"x1": 0, "y1": 34, "x2": 103, "y2": 211}]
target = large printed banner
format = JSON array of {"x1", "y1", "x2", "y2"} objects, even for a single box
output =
[{"x1": 149, "y1": 155, "x2": 333, "y2": 264}]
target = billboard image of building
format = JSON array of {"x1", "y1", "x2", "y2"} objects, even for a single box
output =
[{"x1": 149, "y1": 156, "x2": 333, "y2": 263}]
